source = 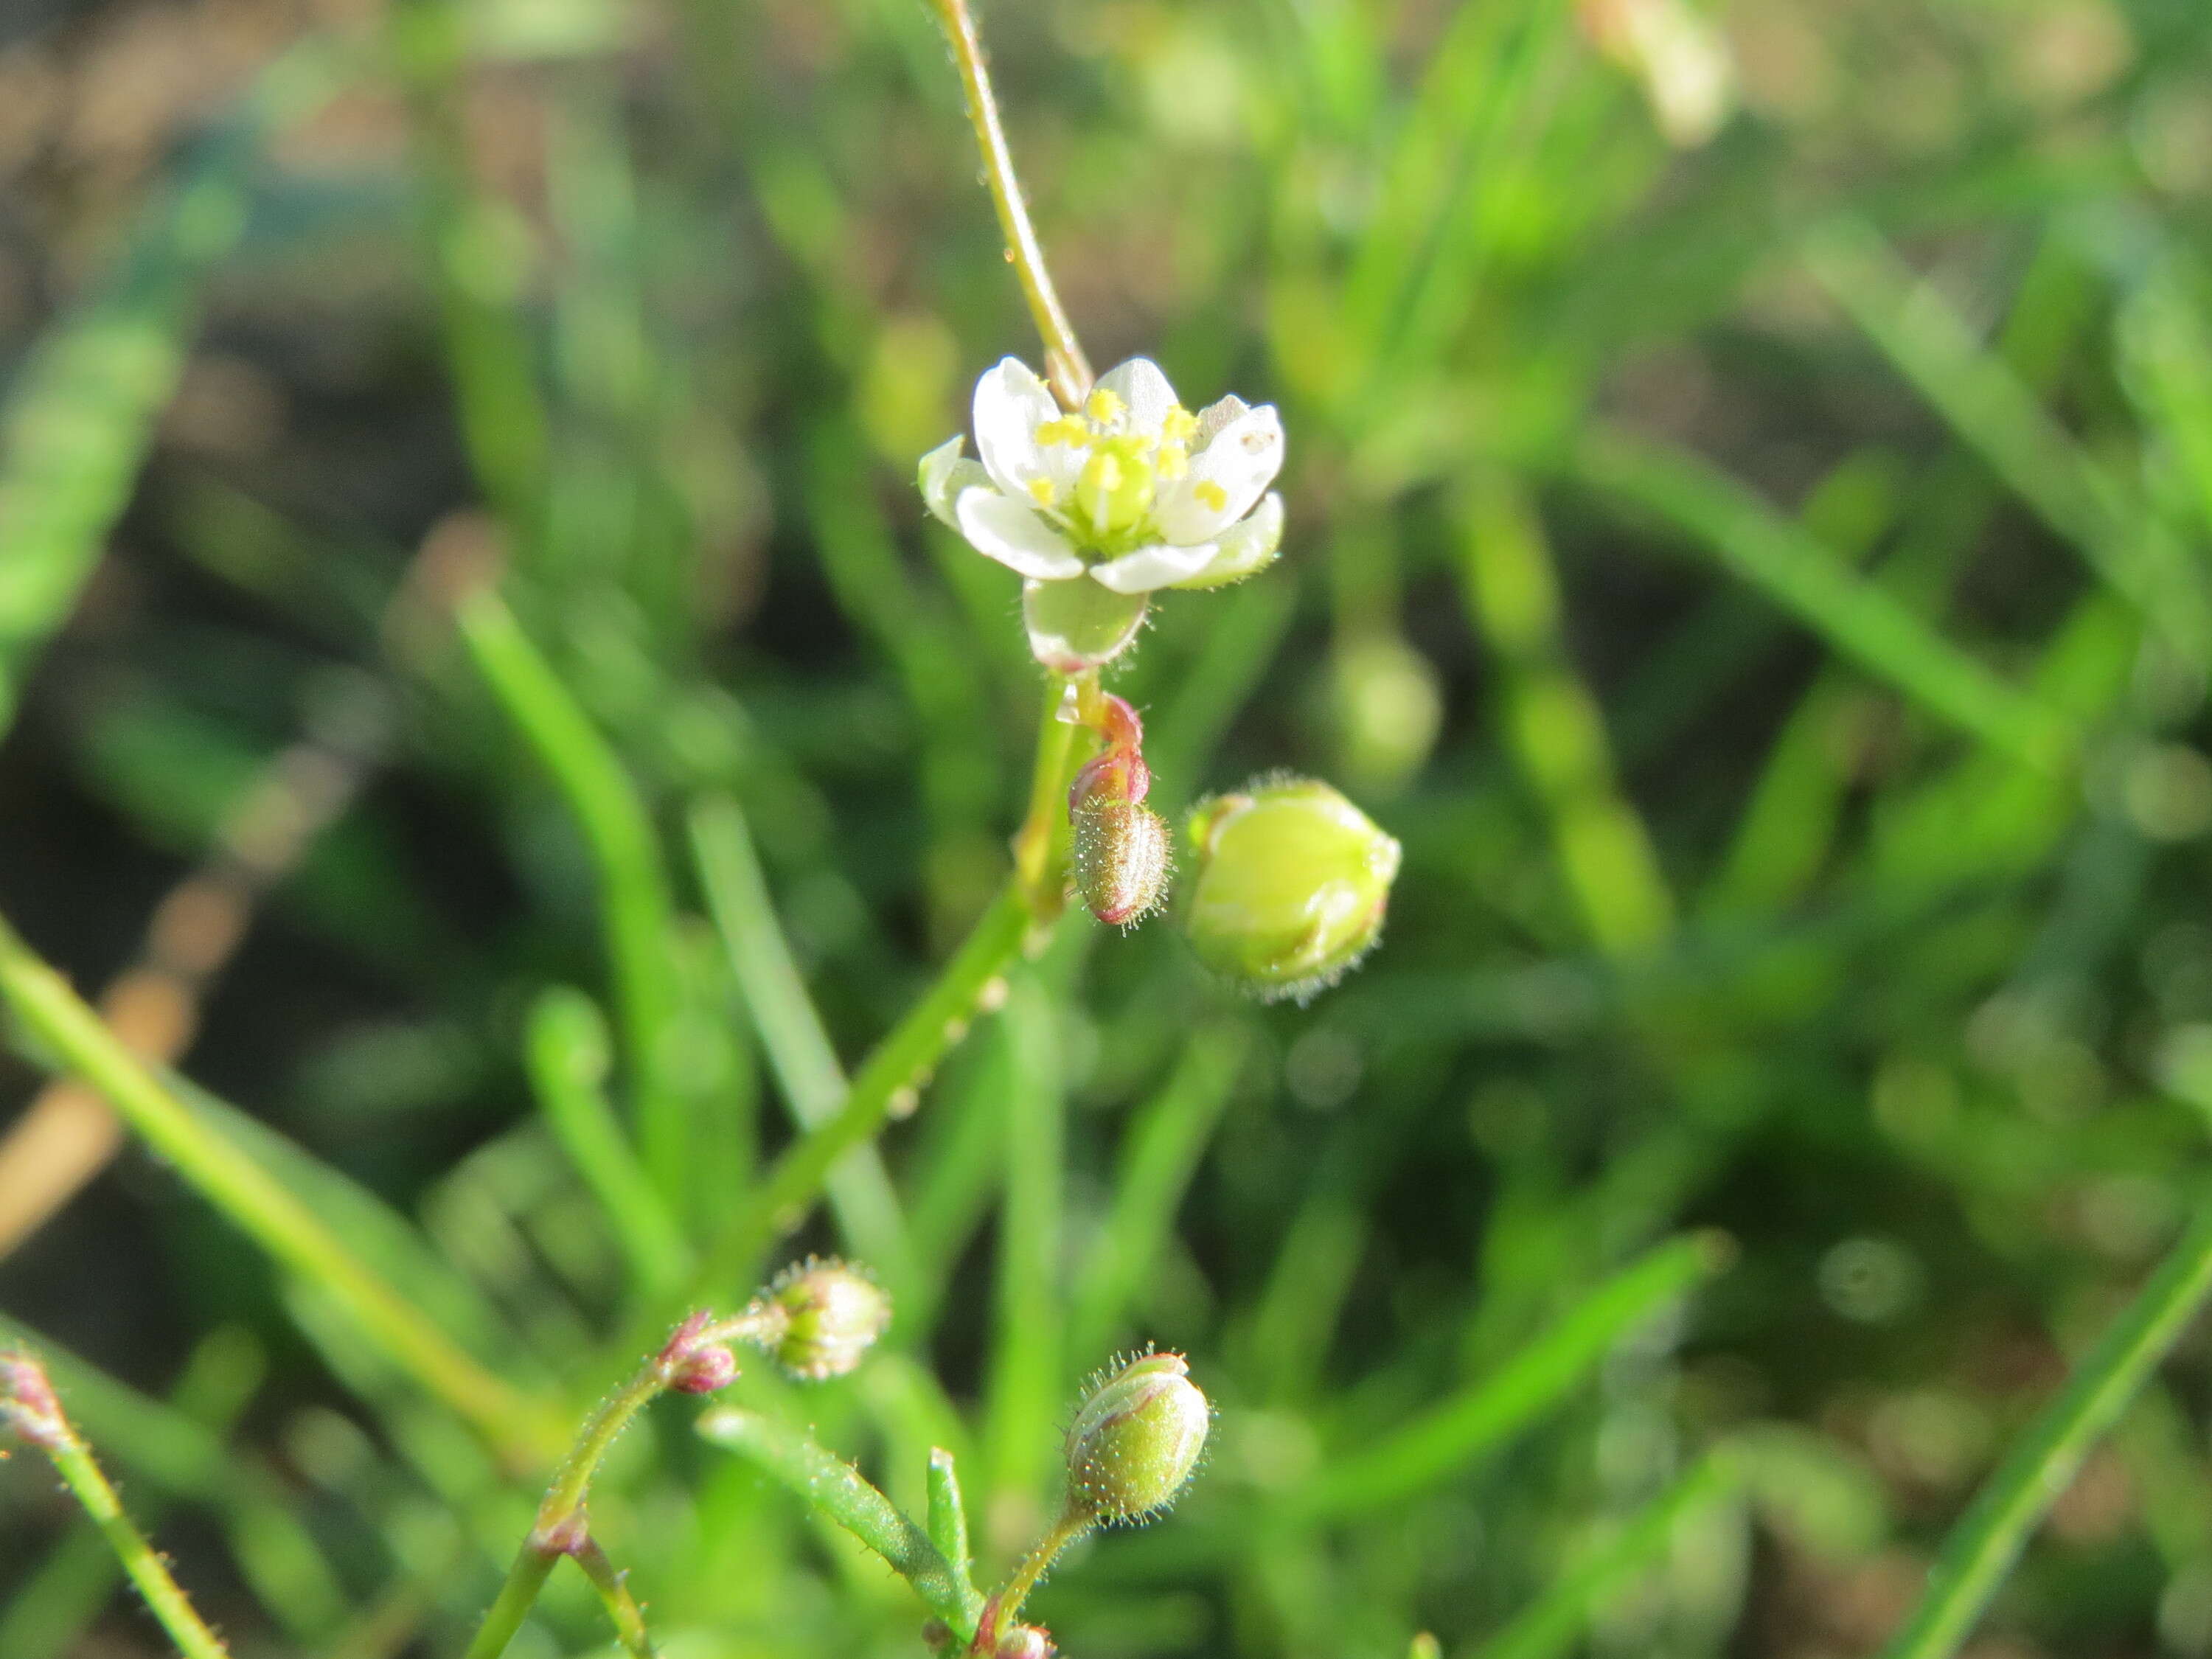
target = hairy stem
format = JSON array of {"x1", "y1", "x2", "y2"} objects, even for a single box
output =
[
  {"x1": 922, "y1": 0, "x2": 1092, "y2": 406},
  {"x1": 1, "y1": 1357, "x2": 233, "y2": 1659},
  {"x1": 993, "y1": 1509, "x2": 1092, "y2": 1635}
]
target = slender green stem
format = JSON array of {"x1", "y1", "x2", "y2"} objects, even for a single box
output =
[
  {"x1": 2, "y1": 1357, "x2": 231, "y2": 1659},
  {"x1": 921, "y1": 0, "x2": 1092, "y2": 406},
  {"x1": 1014, "y1": 672, "x2": 1085, "y2": 917},
  {"x1": 458, "y1": 1552, "x2": 555, "y2": 1659},
  {"x1": 571, "y1": 1538, "x2": 658, "y2": 1658},
  {"x1": 0, "y1": 908, "x2": 562, "y2": 1467},
  {"x1": 1879, "y1": 1198, "x2": 2212, "y2": 1659},
  {"x1": 697, "y1": 1406, "x2": 978, "y2": 1641},
  {"x1": 456, "y1": 588, "x2": 690, "y2": 1211},
  {"x1": 462, "y1": 1322, "x2": 720, "y2": 1659},
  {"x1": 994, "y1": 1509, "x2": 1091, "y2": 1633}
]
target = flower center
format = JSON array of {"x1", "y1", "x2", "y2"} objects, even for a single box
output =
[{"x1": 1030, "y1": 392, "x2": 1203, "y2": 552}]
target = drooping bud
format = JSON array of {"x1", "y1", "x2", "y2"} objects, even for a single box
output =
[
  {"x1": 1073, "y1": 799, "x2": 1172, "y2": 927},
  {"x1": 1063, "y1": 1352, "x2": 1210, "y2": 1526},
  {"x1": 1183, "y1": 776, "x2": 1401, "y2": 1003},
  {"x1": 768, "y1": 1257, "x2": 892, "y2": 1380},
  {"x1": 1068, "y1": 693, "x2": 1170, "y2": 928}
]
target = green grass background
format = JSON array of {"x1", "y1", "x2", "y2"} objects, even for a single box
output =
[{"x1": 7, "y1": 0, "x2": 2212, "y2": 1655}]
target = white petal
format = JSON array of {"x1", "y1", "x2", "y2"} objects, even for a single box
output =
[
  {"x1": 1094, "y1": 358, "x2": 1179, "y2": 434},
  {"x1": 955, "y1": 486, "x2": 1085, "y2": 581},
  {"x1": 919, "y1": 436, "x2": 990, "y2": 529},
  {"x1": 1089, "y1": 541, "x2": 1220, "y2": 594},
  {"x1": 1153, "y1": 404, "x2": 1284, "y2": 544},
  {"x1": 973, "y1": 358, "x2": 1060, "y2": 498},
  {"x1": 1192, "y1": 394, "x2": 1250, "y2": 448},
  {"x1": 1172, "y1": 492, "x2": 1284, "y2": 589}
]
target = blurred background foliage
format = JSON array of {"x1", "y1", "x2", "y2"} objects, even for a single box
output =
[{"x1": 7, "y1": 0, "x2": 2212, "y2": 1655}]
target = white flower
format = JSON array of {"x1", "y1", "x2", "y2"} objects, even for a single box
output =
[{"x1": 918, "y1": 357, "x2": 1286, "y2": 669}]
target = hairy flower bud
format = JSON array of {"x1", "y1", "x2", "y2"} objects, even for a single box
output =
[
  {"x1": 995, "y1": 1624, "x2": 1056, "y2": 1659},
  {"x1": 768, "y1": 1258, "x2": 891, "y2": 1380},
  {"x1": 1064, "y1": 1352, "x2": 1209, "y2": 1526},
  {"x1": 1067, "y1": 692, "x2": 1171, "y2": 927},
  {"x1": 1073, "y1": 798, "x2": 1172, "y2": 927},
  {"x1": 1183, "y1": 776, "x2": 1401, "y2": 1002}
]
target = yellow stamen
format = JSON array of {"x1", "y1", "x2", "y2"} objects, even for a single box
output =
[
  {"x1": 1161, "y1": 405, "x2": 1199, "y2": 443},
  {"x1": 1155, "y1": 443, "x2": 1189, "y2": 482},
  {"x1": 1194, "y1": 480, "x2": 1228, "y2": 513},
  {"x1": 1029, "y1": 477, "x2": 1058, "y2": 508},
  {"x1": 1085, "y1": 388, "x2": 1127, "y2": 425},
  {"x1": 1035, "y1": 418, "x2": 1088, "y2": 448}
]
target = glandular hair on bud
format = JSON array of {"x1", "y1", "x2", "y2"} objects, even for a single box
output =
[
  {"x1": 1072, "y1": 798, "x2": 1171, "y2": 928},
  {"x1": 1183, "y1": 776, "x2": 1401, "y2": 1003},
  {"x1": 769, "y1": 1258, "x2": 891, "y2": 1380},
  {"x1": 1064, "y1": 1352, "x2": 1209, "y2": 1526}
]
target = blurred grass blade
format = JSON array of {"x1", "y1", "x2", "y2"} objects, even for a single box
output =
[
  {"x1": 984, "y1": 976, "x2": 1065, "y2": 1515},
  {"x1": 0, "y1": 41, "x2": 344, "y2": 737},
  {"x1": 1471, "y1": 1454, "x2": 1738, "y2": 1659},
  {"x1": 688, "y1": 883, "x2": 1032, "y2": 1309},
  {"x1": 1068, "y1": 1026, "x2": 1247, "y2": 1363},
  {"x1": 1458, "y1": 473, "x2": 1674, "y2": 956},
  {"x1": 1803, "y1": 216, "x2": 2211, "y2": 654},
  {"x1": 696, "y1": 1407, "x2": 977, "y2": 1641},
  {"x1": 524, "y1": 987, "x2": 693, "y2": 1300},
  {"x1": 1287, "y1": 1233, "x2": 1729, "y2": 1522},
  {"x1": 1879, "y1": 1198, "x2": 2212, "y2": 1659},
  {"x1": 456, "y1": 585, "x2": 689, "y2": 1209},
  {"x1": 688, "y1": 793, "x2": 915, "y2": 1301},
  {"x1": 1574, "y1": 426, "x2": 2076, "y2": 769},
  {"x1": 0, "y1": 908, "x2": 563, "y2": 1464}
]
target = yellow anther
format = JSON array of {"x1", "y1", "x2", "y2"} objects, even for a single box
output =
[
  {"x1": 1194, "y1": 480, "x2": 1229, "y2": 513},
  {"x1": 1035, "y1": 418, "x2": 1088, "y2": 448},
  {"x1": 1029, "y1": 477, "x2": 1058, "y2": 508},
  {"x1": 1085, "y1": 388, "x2": 1127, "y2": 425},
  {"x1": 1161, "y1": 405, "x2": 1199, "y2": 443},
  {"x1": 1155, "y1": 443, "x2": 1189, "y2": 482}
]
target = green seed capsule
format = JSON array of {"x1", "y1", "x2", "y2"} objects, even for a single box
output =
[
  {"x1": 1064, "y1": 1352, "x2": 1209, "y2": 1525},
  {"x1": 1183, "y1": 777, "x2": 1401, "y2": 1002},
  {"x1": 768, "y1": 1259, "x2": 891, "y2": 1380}
]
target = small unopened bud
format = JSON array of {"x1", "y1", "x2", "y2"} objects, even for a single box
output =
[
  {"x1": 995, "y1": 1624, "x2": 1056, "y2": 1659},
  {"x1": 0, "y1": 1352, "x2": 68, "y2": 1450},
  {"x1": 1064, "y1": 1352, "x2": 1209, "y2": 1526},
  {"x1": 769, "y1": 1258, "x2": 891, "y2": 1380},
  {"x1": 1183, "y1": 776, "x2": 1401, "y2": 1003},
  {"x1": 1073, "y1": 798, "x2": 1172, "y2": 927}
]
